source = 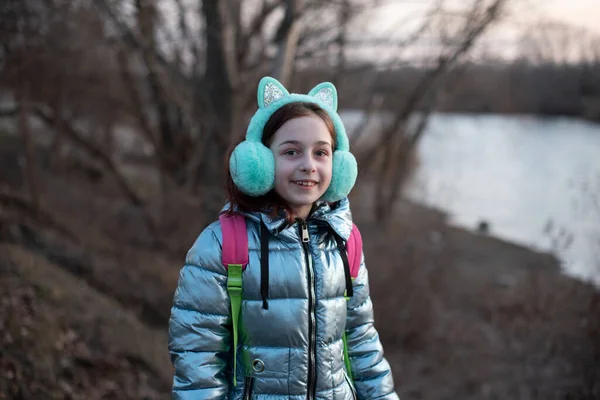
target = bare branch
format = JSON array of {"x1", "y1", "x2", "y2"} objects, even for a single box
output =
[
  {"x1": 0, "y1": 106, "x2": 19, "y2": 118},
  {"x1": 116, "y1": 48, "x2": 157, "y2": 149},
  {"x1": 363, "y1": 0, "x2": 511, "y2": 223},
  {"x1": 92, "y1": 0, "x2": 190, "y2": 86},
  {"x1": 271, "y1": 0, "x2": 305, "y2": 86},
  {"x1": 239, "y1": 0, "x2": 280, "y2": 64},
  {"x1": 382, "y1": 80, "x2": 441, "y2": 216},
  {"x1": 366, "y1": 0, "x2": 508, "y2": 159},
  {"x1": 18, "y1": 92, "x2": 41, "y2": 218},
  {"x1": 348, "y1": 10, "x2": 436, "y2": 143},
  {"x1": 32, "y1": 106, "x2": 146, "y2": 208},
  {"x1": 218, "y1": 0, "x2": 241, "y2": 89},
  {"x1": 0, "y1": 188, "x2": 78, "y2": 242},
  {"x1": 349, "y1": 83, "x2": 384, "y2": 144},
  {"x1": 173, "y1": 0, "x2": 200, "y2": 66}
]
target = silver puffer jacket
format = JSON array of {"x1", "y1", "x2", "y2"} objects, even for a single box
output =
[{"x1": 168, "y1": 198, "x2": 399, "y2": 400}]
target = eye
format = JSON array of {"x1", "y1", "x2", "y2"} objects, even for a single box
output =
[
  {"x1": 315, "y1": 149, "x2": 329, "y2": 157},
  {"x1": 283, "y1": 149, "x2": 299, "y2": 156}
]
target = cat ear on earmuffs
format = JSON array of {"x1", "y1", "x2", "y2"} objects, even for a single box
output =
[
  {"x1": 258, "y1": 77, "x2": 290, "y2": 109},
  {"x1": 308, "y1": 82, "x2": 338, "y2": 111}
]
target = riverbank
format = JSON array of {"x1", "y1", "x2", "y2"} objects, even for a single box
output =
[{"x1": 352, "y1": 190, "x2": 599, "y2": 399}]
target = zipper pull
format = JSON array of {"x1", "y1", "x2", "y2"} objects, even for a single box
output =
[{"x1": 301, "y1": 221, "x2": 309, "y2": 243}]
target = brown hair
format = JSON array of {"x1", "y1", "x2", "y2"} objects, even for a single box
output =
[{"x1": 225, "y1": 102, "x2": 336, "y2": 223}]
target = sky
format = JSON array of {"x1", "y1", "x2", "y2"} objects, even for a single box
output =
[
  {"x1": 360, "y1": 0, "x2": 600, "y2": 61},
  {"x1": 538, "y1": 0, "x2": 599, "y2": 33},
  {"x1": 370, "y1": 0, "x2": 599, "y2": 33},
  {"x1": 155, "y1": 0, "x2": 599, "y2": 64}
]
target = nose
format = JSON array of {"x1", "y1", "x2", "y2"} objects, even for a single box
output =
[{"x1": 300, "y1": 154, "x2": 316, "y2": 173}]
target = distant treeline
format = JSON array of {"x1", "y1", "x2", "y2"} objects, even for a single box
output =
[{"x1": 294, "y1": 61, "x2": 600, "y2": 122}]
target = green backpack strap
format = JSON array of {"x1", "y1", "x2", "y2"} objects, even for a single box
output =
[
  {"x1": 342, "y1": 332, "x2": 353, "y2": 380},
  {"x1": 219, "y1": 213, "x2": 249, "y2": 386},
  {"x1": 227, "y1": 264, "x2": 243, "y2": 386}
]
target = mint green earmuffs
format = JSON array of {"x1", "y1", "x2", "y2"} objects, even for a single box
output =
[{"x1": 229, "y1": 76, "x2": 357, "y2": 202}]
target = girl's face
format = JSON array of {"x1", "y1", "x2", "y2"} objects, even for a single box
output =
[{"x1": 269, "y1": 115, "x2": 333, "y2": 220}]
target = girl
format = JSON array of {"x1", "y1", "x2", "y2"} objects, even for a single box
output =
[{"x1": 168, "y1": 77, "x2": 399, "y2": 400}]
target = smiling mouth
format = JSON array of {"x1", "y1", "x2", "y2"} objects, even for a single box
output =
[{"x1": 292, "y1": 180, "x2": 318, "y2": 187}]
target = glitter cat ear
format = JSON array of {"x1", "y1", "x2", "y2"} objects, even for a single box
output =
[
  {"x1": 308, "y1": 82, "x2": 338, "y2": 111},
  {"x1": 257, "y1": 77, "x2": 290, "y2": 108}
]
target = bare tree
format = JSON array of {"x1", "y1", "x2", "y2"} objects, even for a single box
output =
[
  {"x1": 519, "y1": 21, "x2": 600, "y2": 65},
  {"x1": 513, "y1": 22, "x2": 600, "y2": 120},
  {"x1": 0, "y1": 0, "x2": 514, "y2": 239},
  {"x1": 351, "y1": 0, "x2": 511, "y2": 223}
]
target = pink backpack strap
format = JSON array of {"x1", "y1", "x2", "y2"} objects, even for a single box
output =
[
  {"x1": 219, "y1": 213, "x2": 249, "y2": 270},
  {"x1": 346, "y1": 223, "x2": 363, "y2": 279}
]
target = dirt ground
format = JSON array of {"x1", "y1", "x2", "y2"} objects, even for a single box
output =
[{"x1": 1, "y1": 151, "x2": 599, "y2": 399}]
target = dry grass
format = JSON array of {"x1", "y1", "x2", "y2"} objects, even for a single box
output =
[
  {"x1": 359, "y1": 213, "x2": 600, "y2": 399},
  {"x1": 0, "y1": 244, "x2": 171, "y2": 399}
]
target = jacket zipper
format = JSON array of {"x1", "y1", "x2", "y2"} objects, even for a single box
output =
[
  {"x1": 243, "y1": 376, "x2": 254, "y2": 400},
  {"x1": 300, "y1": 220, "x2": 317, "y2": 400}
]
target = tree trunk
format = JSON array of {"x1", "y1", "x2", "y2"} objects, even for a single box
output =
[
  {"x1": 197, "y1": 0, "x2": 238, "y2": 214},
  {"x1": 272, "y1": 0, "x2": 305, "y2": 86}
]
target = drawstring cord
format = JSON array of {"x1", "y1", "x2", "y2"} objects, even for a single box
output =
[
  {"x1": 260, "y1": 222, "x2": 270, "y2": 310},
  {"x1": 333, "y1": 233, "x2": 353, "y2": 298}
]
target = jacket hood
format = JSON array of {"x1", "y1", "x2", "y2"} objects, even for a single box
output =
[{"x1": 221, "y1": 197, "x2": 354, "y2": 240}]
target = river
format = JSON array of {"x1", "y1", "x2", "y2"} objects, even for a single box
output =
[{"x1": 341, "y1": 111, "x2": 600, "y2": 285}]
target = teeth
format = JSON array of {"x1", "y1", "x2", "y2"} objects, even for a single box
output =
[{"x1": 295, "y1": 181, "x2": 315, "y2": 186}]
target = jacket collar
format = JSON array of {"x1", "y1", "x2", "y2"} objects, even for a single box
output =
[{"x1": 221, "y1": 198, "x2": 353, "y2": 240}]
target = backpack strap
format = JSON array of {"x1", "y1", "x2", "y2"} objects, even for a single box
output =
[
  {"x1": 347, "y1": 223, "x2": 363, "y2": 279},
  {"x1": 219, "y1": 213, "x2": 248, "y2": 387},
  {"x1": 334, "y1": 223, "x2": 363, "y2": 299},
  {"x1": 335, "y1": 223, "x2": 363, "y2": 382}
]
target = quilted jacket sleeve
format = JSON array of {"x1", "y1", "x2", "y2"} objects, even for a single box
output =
[
  {"x1": 168, "y1": 224, "x2": 232, "y2": 400},
  {"x1": 346, "y1": 254, "x2": 400, "y2": 400}
]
